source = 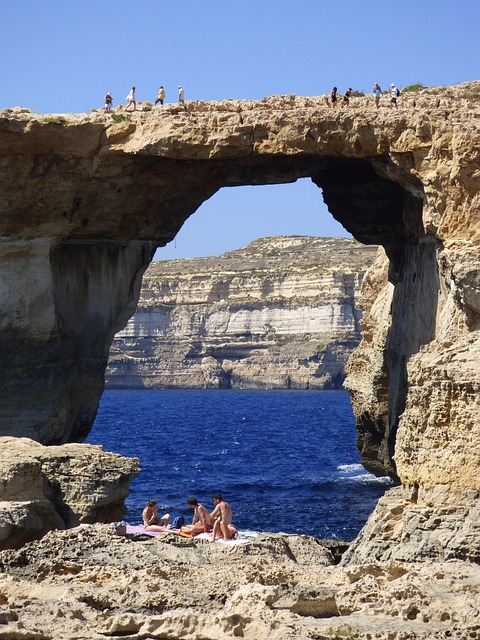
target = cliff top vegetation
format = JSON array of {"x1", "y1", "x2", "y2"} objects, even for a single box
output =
[{"x1": 147, "y1": 236, "x2": 378, "y2": 282}]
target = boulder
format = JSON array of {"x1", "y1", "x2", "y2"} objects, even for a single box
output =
[{"x1": 0, "y1": 437, "x2": 138, "y2": 549}]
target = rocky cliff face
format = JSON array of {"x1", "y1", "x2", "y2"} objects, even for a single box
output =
[
  {"x1": 106, "y1": 236, "x2": 377, "y2": 389},
  {"x1": 1, "y1": 82, "x2": 480, "y2": 563}
]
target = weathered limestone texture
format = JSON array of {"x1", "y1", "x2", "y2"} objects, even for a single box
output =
[
  {"x1": 343, "y1": 484, "x2": 480, "y2": 565},
  {"x1": 0, "y1": 524, "x2": 478, "y2": 639},
  {"x1": 106, "y1": 236, "x2": 377, "y2": 389},
  {"x1": 0, "y1": 437, "x2": 138, "y2": 549},
  {"x1": 1, "y1": 83, "x2": 480, "y2": 563}
]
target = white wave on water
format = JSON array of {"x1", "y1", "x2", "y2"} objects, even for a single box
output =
[
  {"x1": 336, "y1": 463, "x2": 394, "y2": 486},
  {"x1": 337, "y1": 463, "x2": 364, "y2": 474}
]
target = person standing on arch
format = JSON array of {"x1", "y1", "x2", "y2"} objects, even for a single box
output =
[
  {"x1": 389, "y1": 83, "x2": 399, "y2": 109},
  {"x1": 343, "y1": 88, "x2": 352, "y2": 106},
  {"x1": 104, "y1": 92, "x2": 113, "y2": 113},
  {"x1": 125, "y1": 86, "x2": 136, "y2": 111},
  {"x1": 155, "y1": 86, "x2": 166, "y2": 105},
  {"x1": 331, "y1": 86, "x2": 338, "y2": 107},
  {"x1": 372, "y1": 81, "x2": 382, "y2": 109},
  {"x1": 178, "y1": 85, "x2": 185, "y2": 104}
]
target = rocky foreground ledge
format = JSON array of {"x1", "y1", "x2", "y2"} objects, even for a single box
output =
[
  {"x1": 0, "y1": 524, "x2": 478, "y2": 640},
  {"x1": 1, "y1": 438, "x2": 479, "y2": 638}
]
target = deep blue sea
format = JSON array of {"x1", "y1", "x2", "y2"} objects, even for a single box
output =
[{"x1": 86, "y1": 390, "x2": 392, "y2": 541}]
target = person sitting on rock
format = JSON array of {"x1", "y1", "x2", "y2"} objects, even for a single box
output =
[
  {"x1": 142, "y1": 500, "x2": 170, "y2": 531},
  {"x1": 209, "y1": 493, "x2": 236, "y2": 542},
  {"x1": 211, "y1": 522, "x2": 238, "y2": 542},
  {"x1": 177, "y1": 496, "x2": 211, "y2": 536}
]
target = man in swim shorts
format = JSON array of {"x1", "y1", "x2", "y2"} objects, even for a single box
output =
[{"x1": 178, "y1": 496, "x2": 212, "y2": 536}]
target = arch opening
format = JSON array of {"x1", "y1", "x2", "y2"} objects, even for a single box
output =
[
  {"x1": 2, "y1": 141, "x2": 437, "y2": 486},
  {"x1": 155, "y1": 178, "x2": 350, "y2": 261},
  {"x1": 107, "y1": 157, "x2": 434, "y2": 482},
  {"x1": 91, "y1": 156, "x2": 431, "y2": 534}
]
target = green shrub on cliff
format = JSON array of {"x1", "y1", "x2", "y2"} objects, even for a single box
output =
[
  {"x1": 402, "y1": 83, "x2": 425, "y2": 93},
  {"x1": 44, "y1": 116, "x2": 69, "y2": 125}
]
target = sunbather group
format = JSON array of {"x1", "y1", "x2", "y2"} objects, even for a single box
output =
[{"x1": 142, "y1": 493, "x2": 237, "y2": 542}]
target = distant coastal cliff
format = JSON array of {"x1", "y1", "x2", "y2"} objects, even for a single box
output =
[{"x1": 106, "y1": 236, "x2": 378, "y2": 390}]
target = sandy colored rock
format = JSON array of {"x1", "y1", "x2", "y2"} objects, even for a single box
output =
[
  {"x1": 0, "y1": 83, "x2": 478, "y2": 452},
  {"x1": 0, "y1": 83, "x2": 480, "y2": 567},
  {"x1": 342, "y1": 485, "x2": 480, "y2": 565},
  {"x1": 0, "y1": 437, "x2": 138, "y2": 549},
  {"x1": 0, "y1": 524, "x2": 478, "y2": 639}
]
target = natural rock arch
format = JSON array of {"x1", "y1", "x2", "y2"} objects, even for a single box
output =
[{"x1": 1, "y1": 85, "x2": 479, "y2": 521}]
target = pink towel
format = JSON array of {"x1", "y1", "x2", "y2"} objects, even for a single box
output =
[{"x1": 125, "y1": 524, "x2": 166, "y2": 537}]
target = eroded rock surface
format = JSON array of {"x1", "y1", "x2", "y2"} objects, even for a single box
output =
[
  {"x1": 0, "y1": 438, "x2": 138, "y2": 550},
  {"x1": 0, "y1": 83, "x2": 477, "y2": 449},
  {"x1": 0, "y1": 524, "x2": 478, "y2": 639}
]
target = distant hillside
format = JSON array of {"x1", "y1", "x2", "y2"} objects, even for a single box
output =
[{"x1": 106, "y1": 236, "x2": 378, "y2": 389}]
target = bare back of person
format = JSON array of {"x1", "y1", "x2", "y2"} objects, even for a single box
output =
[
  {"x1": 218, "y1": 500, "x2": 232, "y2": 525},
  {"x1": 195, "y1": 503, "x2": 212, "y2": 531}
]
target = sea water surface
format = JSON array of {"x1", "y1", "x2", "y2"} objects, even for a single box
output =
[{"x1": 87, "y1": 389, "x2": 392, "y2": 540}]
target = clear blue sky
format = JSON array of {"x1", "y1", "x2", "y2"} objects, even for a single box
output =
[{"x1": 3, "y1": 1, "x2": 478, "y2": 259}]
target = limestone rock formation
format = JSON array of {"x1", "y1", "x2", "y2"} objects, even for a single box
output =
[
  {"x1": 0, "y1": 524, "x2": 478, "y2": 639},
  {"x1": 106, "y1": 236, "x2": 377, "y2": 389},
  {"x1": 1, "y1": 82, "x2": 480, "y2": 565},
  {"x1": 0, "y1": 437, "x2": 138, "y2": 549},
  {"x1": 342, "y1": 484, "x2": 480, "y2": 565}
]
